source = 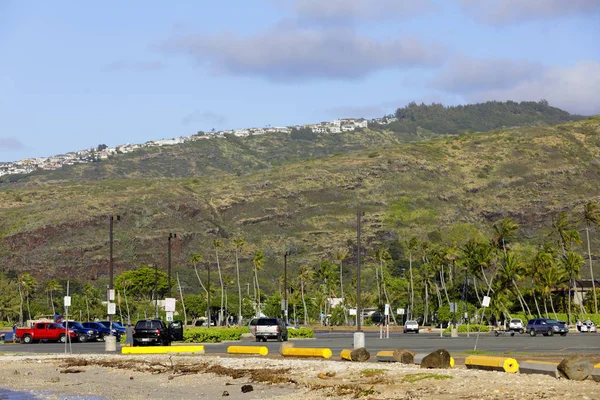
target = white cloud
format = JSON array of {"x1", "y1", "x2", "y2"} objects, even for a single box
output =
[
  {"x1": 438, "y1": 60, "x2": 600, "y2": 115},
  {"x1": 0, "y1": 137, "x2": 26, "y2": 151},
  {"x1": 161, "y1": 27, "x2": 444, "y2": 82},
  {"x1": 460, "y1": 0, "x2": 600, "y2": 24},
  {"x1": 275, "y1": 0, "x2": 433, "y2": 22},
  {"x1": 433, "y1": 56, "x2": 543, "y2": 93}
]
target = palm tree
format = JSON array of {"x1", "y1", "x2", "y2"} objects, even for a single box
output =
[
  {"x1": 335, "y1": 247, "x2": 350, "y2": 325},
  {"x1": 500, "y1": 252, "x2": 531, "y2": 317},
  {"x1": 18, "y1": 273, "x2": 37, "y2": 322},
  {"x1": 190, "y1": 253, "x2": 208, "y2": 294},
  {"x1": 298, "y1": 265, "x2": 314, "y2": 326},
  {"x1": 46, "y1": 280, "x2": 62, "y2": 315},
  {"x1": 213, "y1": 239, "x2": 225, "y2": 326},
  {"x1": 493, "y1": 217, "x2": 520, "y2": 254},
  {"x1": 176, "y1": 272, "x2": 187, "y2": 325},
  {"x1": 233, "y1": 237, "x2": 245, "y2": 325},
  {"x1": 560, "y1": 251, "x2": 585, "y2": 324},
  {"x1": 581, "y1": 201, "x2": 600, "y2": 315},
  {"x1": 376, "y1": 248, "x2": 397, "y2": 325},
  {"x1": 541, "y1": 263, "x2": 567, "y2": 320},
  {"x1": 405, "y1": 237, "x2": 419, "y2": 319},
  {"x1": 252, "y1": 250, "x2": 265, "y2": 317}
]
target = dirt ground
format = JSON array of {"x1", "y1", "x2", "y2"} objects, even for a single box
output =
[{"x1": 0, "y1": 354, "x2": 599, "y2": 400}]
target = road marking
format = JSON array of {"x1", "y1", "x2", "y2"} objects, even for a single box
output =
[
  {"x1": 559, "y1": 347, "x2": 568, "y2": 351},
  {"x1": 524, "y1": 346, "x2": 534, "y2": 350}
]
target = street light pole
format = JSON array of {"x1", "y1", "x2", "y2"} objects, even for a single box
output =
[
  {"x1": 109, "y1": 215, "x2": 120, "y2": 338},
  {"x1": 354, "y1": 210, "x2": 365, "y2": 349},
  {"x1": 154, "y1": 263, "x2": 159, "y2": 319},
  {"x1": 168, "y1": 233, "x2": 176, "y2": 298},
  {"x1": 284, "y1": 251, "x2": 289, "y2": 325},
  {"x1": 207, "y1": 260, "x2": 211, "y2": 326}
]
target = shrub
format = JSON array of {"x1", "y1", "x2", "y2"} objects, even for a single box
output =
[
  {"x1": 444, "y1": 324, "x2": 489, "y2": 333},
  {"x1": 183, "y1": 327, "x2": 249, "y2": 343},
  {"x1": 288, "y1": 328, "x2": 314, "y2": 338}
]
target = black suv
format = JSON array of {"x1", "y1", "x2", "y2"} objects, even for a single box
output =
[
  {"x1": 133, "y1": 320, "x2": 171, "y2": 346},
  {"x1": 526, "y1": 318, "x2": 568, "y2": 337}
]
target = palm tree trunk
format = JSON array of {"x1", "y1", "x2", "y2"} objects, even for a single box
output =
[
  {"x1": 193, "y1": 265, "x2": 208, "y2": 295},
  {"x1": 85, "y1": 296, "x2": 90, "y2": 321},
  {"x1": 235, "y1": 249, "x2": 243, "y2": 325},
  {"x1": 26, "y1": 295, "x2": 31, "y2": 322},
  {"x1": 381, "y1": 275, "x2": 397, "y2": 325},
  {"x1": 215, "y1": 250, "x2": 224, "y2": 326},
  {"x1": 567, "y1": 274, "x2": 572, "y2": 325},
  {"x1": 441, "y1": 265, "x2": 451, "y2": 305},
  {"x1": 50, "y1": 290, "x2": 56, "y2": 315},
  {"x1": 375, "y1": 265, "x2": 381, "y2": 307},
  {"x1": 533, "y1": 290, "x2": 542, "y2": 317},
  {"x1": 254, "y1": 266, "x2": 261, "y2": 317},
  {"x1": 586, "y1": 225, "x2": 598, "y2": 314},
  {"x1": 176, "y1": 273, "x2": 187, "y2": 326},
  {"x1": 480, "y1": 265, "x2": 490, "y2": 289},
  {"x1": 424, "y1": 283, "x2": 429, "y2": 325},
  {"x1": 543, "y1": 297, "x2": 549, "y2": 318},
  {"x1": 18, "y1": 283, "x2": 23, "y2": 326},
  {"x1": 473, "y1": 277, "x2": 482, "y2": 304},
  {"x1": 123, "y1": 288, "x2": 131, "y2": 323},
  {"x1": 549, "y1": 293, "x2": 558, "y2": 320},
  {"x1": 512, "y1": 279, "x2": 532, "y2": 317},
  {"x1": 301, "y1": 279, "x2": 308, "y2": 326}
]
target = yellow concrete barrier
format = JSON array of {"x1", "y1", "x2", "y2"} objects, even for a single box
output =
[
  {"x1": 227, "y1": 346, "x2": 268, "y2": 356},
  {"x1": 122, "y1": 345, "x2": 205, "y2": 355},
  {"x1": 281, "y1": 347, "x2": 332, "y2": 359},
  {"x1": 450, "y1": 356, "x2": 455, "y2": 368},
  {"x1": 376, "y1": 350, "x2": 396, "y2": 362},
  {"x1": 465, "y1": 355, "x2": 519, "y2": 373},
  {"x1": 340, "y1": 349, "x2": 352, "y2": 361},
  {"x1": 592, "y1": 363, "x2": 600, "y2": 382}
]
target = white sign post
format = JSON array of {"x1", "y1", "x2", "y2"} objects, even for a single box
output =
[
  {"x1": 107, "y1": 302, "x2": 116, "y2": 315},
  {"x1": 166, "y1": 311, "x2": 174, "y2": 322},
  {"x1": 397, "y1": 308, "x2": 405, "y2": 315},
  {"x1": 165, "y1": 298, "x2": 176, "y2": 313},
  {"x1": 108, "y1": 289, "x2": 115, "y2": 301},
  {"x1": 64, "y1": 296, "x2": 71, "y2": 307},
  {"x1": 482, "y1": 296, "x2": 491, "y2": 308}
]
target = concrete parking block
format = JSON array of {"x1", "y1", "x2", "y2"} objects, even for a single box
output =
[
  {"x1": 519, "y1": 360, "x2": 559, "y2": 378},
  {"x1": 227, "y1": 346, "x2": 268, "y2": 356},
  {"x1": 465, "y1": 355, "x2": 518, "y2": 373},
  {"x1": 122, "y1": 345, "x2": 205, "y2": 355}
]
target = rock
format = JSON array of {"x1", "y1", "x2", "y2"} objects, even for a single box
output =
[
  {"x1": 279, "y1": 341, "x2": 295, "y2": 356},
  {"x1": 49, "y1": 377, "x2": 60, "y2": 383},
  {"x1": 420, "y1": 349, "x2": 452, "y2": 369},
  {"x1": 557, "y1": 356, "x2": 591, "y2": 381},
  {"x1": 222, "y1": 390, "x2": 229, "y2": 396},
  {"x1": 393, "y1": 349, "x2": 415, "y2": 364},
  {"x1": 241, "y1": 384, "x2": 253, "y2": 393},
  {"x1": 350, "y1": 347, "x2": 370, "y2": 362}
]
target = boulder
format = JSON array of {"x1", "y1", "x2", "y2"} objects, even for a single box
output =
[
  {"x1": 279, "y1": 341, "x2": 295, "y2": 356},
  {"x1": 420, "y1": 349, "x2": 452, "y2": 369},
  {"x1": 350, "y1": 347, "x2": 370, "y2": 362},
  {"x1": 393, "y1": 349, "x2": 415, "y2": 364},
  {"x1": 557, "y1": 357, "x2": 591, "y2": 381}
]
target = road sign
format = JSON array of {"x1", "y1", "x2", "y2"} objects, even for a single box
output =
[
  {"x1": 108, "y1": 289, "x2": 115, "y2": 301},
  {"x1": 450, "y1": 302, "x2": 457, "y2": 312},
  {"x1": 166, "y1": 312, "x2": 174, "y2": 322},
  {"x1": 349, "y1": 309, "x2": 357, "y2": 316},
  {"x1": 107, "y1": 302, "x2": 116, "y2": 315},
  {"x1": 482, "y1": 296, "x2": 491, "y2": 308},
  {"x1": 397, "y1": 308, "x2": 405, "y2": 315},
  {"x1": 281, "y1": 300, "x2": 288, "y2": 311},
  {"x1": 165, "y1": 298, "x2": 176, "y2": 312},
  {"x1": 384, "y1": 304, "x2": 390, "y2": 316},
  {"x1": 64, "y1": 296, "x2": 71, "y2": 307}
]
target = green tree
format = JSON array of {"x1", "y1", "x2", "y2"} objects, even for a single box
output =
[
  {"x1": 18, "y1": 273, "x2": 37, "y2": 322},
  {"x1": 115, "y1": 266, "x2": 173, "y2": 301},
  {"x1": 213, "y1": 239, "x2": 225, "y2": 325},
  {"x1": 560, "y1": 251, "x2": 585, "y2": 324},
  {"x1": 45, "y1": 279, "x2": 62, "y2": 315},
  {"x1": 298, "y1": 265, "x2": 314, "y2": 326}
]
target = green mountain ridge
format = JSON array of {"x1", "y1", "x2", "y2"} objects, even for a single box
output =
[{"x1": 1, "y1": 111, "x2": 600, "y2": 297}]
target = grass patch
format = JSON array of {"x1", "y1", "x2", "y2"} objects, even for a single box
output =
[
  {"x1": 465, "y1": 350, "x2": 493, "y2": 355},
  {"x1": 401, "y1": 373, "x2": 453, "y2": 383},
  {"x1": 360, "y1": 369, "x2": 385, "y2": 377}
]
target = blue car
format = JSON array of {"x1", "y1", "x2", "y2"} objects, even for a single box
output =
[
  {"x1": 526, "y1": 318, "x2": 568, "y2": 337},
  {"x1": 82, "y1": 322, "x2": 121, "y2": 341},
  {"x1": 99, "y1": 321, "x2": 126, "y2": 335},
  {"x1": 65, "y1": 321, "x2": 99, "y2": 342}
]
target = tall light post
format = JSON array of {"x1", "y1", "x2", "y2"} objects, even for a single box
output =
[
  {"x1": 168, "y1": 233, "x2": 177, "y2": 298},
  {"x1": 154, "y1": 263, "x2": 159, "y2": 319},
  {"x1": 109, "y1": 215, "x2": 120, "y2": 338},
  {"x1": 283, "y1": 251, "x2": 289, "y2": 325},
  {"x1": 207, "y1": 260, "x2": 211, "y2": 326},
  {"x1": 354, "y1": 210, "x2": 365, "y2": 349}
]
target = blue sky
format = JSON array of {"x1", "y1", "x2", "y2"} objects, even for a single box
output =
[{"x1": 1, "y1": 0, "x2": 599, "y2": 161}]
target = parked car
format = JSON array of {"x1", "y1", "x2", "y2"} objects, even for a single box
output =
[
  {"x1": 132, "y1": 319, "x2": 171, "y2": 346},
  {"x1": 249, "y1": 317, "x2": 288, "y2": 342},
  {"x1": 82, "y1": 322, "x2": 120, "y2": 341},
  {"x1": 580, "y1": 320, "x2": 597, "y2": 333},
  {"x1": 16, "y1": 322, "x2": 77, "y2": 344},
  {"x1": 65, "y1": 321, "x2": 99, "y2": 342},
  {"x1": 404, "y1": 320, "x2": 419, "y2": 334},
  {"x1": 526, "y1": 318, "x2": 568, "y2": 336},
  {"x1": 99, "y1": 320, "x2": 126, "y2": 335},
  {"x1": 508, "y1": 318, "x2": 524, "y2": 334}
]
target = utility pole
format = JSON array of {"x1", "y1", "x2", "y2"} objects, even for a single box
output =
[
  {"x1": 284, "y1": 251, "x2": 289, "y2": 325},
  {"x1": 109, "y1": 215, "x2": 120, "y2": 339},
  {"x1": 154, "y1": 263, "x2": 159, "y2": 319},
  {"x1": 354, "y1": 210, "x2": 365, "y2": 349},
  {"x1": 207, "y1": 261, "x2": 211, "y2": 326},
  {"x1": 168, "y1": 233, "x2": 176, "y2": 298}
]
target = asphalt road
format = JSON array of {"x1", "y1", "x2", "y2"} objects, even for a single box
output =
[{"x1": 3, "y1": 331, "x2": 600, "y2": 356}]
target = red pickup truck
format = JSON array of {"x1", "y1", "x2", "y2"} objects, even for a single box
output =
[{"x1": 16, "y1": 322, "x2": 77, "y2": 344}]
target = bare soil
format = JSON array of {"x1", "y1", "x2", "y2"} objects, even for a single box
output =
[{"x1": 0, "y1": 354, "x2": 598, "y2": 399}]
